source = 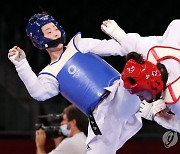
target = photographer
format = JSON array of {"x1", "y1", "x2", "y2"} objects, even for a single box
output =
[{"x1": 35, "y1": 104, "x2": 88, "y2": 154}]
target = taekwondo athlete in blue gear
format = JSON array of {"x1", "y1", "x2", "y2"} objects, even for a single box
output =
[
  {"x1": 26, "y1": 13, "x2": 121, "y2": 135},
  {"x1": 8, "y1": 13, "x2": 142, "y2": 154},
  {"x1": 26, "y1": 14, "x2": 120, "y2": 116}
]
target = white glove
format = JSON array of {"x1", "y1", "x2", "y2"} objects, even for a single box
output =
[
  {"x1": 139, "y1": 99, "x2": 167, "y2": 121},
  {"x1": 139, "y1": 100, "x2": 154, "y2": 121},
  {"x1": 8, "y1": 46, "x2": 26, "y2": 66},
  {"x1": 152, "y1": 99, "x2": 166, "y2": 115},
  {"x1": 101, "y1": 19, "x2": 126, "y2": 43}
]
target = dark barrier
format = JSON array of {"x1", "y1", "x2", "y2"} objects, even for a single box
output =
[{"x1": 0, "y1": 139, "x2": 180, "y2": 154}]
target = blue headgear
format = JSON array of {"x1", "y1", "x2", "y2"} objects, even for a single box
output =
[{"x1": 26, "y1": 13, "x2": 66, "y2": 50}]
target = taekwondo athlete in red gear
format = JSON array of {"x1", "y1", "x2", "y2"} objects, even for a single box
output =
[
  {"x1": 101, "y1": 19, "x2": 180, "y2": 133},
  {"x1": 8, "y1": 13, "x2": 143, "y2": 154}
]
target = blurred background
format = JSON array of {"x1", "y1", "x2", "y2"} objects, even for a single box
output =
[{"x1": 0, "y1": 0, "x2": 180, "y2": 153}]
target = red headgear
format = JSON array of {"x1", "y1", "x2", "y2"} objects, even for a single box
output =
[{"x1": 121, "y1": 59, "x2": 164, "y2": 96}]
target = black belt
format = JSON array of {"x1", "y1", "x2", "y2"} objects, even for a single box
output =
[
  {"x1": 89, "y1": 110, "x2": 102, "y2": 135},
  {"x1": 88, "y1": 90, "x2": 110, "y2": 135}
]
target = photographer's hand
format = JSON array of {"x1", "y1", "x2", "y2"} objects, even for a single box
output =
[{"x1": 35, "y1": 129, "x2": 46, "y2": 154}]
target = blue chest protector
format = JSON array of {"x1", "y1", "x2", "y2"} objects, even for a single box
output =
[
  {"x1": 57, "y1": 52, "x2": 120, "y2": 115},
  {"x1": 57, "y1": 50, "x2": 120, "y2": 115}
]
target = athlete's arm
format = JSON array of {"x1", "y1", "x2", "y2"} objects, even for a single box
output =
[
  {"x1": 154, "y1": 110, "x2": 180, "y2": 133},
  {"x1": 77, "y1": 37, "x2": 125, "y2": 56},
  {"x1": 8, "y1": 46, "x2": 59, "y2": 101}
]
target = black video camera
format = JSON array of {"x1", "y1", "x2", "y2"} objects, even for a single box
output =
[
  {"x1": 35, "y1": 123, "x2": 64, "y2": 138},
  {"x1": 35, "y1": 113, "x2": 64, "y2": 139}
]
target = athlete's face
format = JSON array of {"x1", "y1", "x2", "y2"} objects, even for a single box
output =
[
  {"x1": 41, "y1": 22, "x2": 63, "y2": 51},
  {"x1": 41, "y1": 22, "x2": 61, "y2": 40},
  {"x1": 136, "y1": 89, "x2": 154, "y2": 102}
]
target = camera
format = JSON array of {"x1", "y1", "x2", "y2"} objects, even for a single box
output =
[
  {"x1": 35, "y1": 123, "x2": 64, "y2": 138},
  {"x1": 35, "y1": 113, "x2": 65, "y2": 139}
]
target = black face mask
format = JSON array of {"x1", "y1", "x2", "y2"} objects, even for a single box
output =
[{"x1": 44, "y1": 35, "x2": 66, "y2": 49}]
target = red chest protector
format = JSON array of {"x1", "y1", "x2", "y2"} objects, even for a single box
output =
[{"x1": 147, "y1": 46, "x2": 180, "y2": 104}]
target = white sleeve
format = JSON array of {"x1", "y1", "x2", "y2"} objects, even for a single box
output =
[
  {"x1": 168, "y1": 101, "x2": 180, "y2": 120},
  {"x1": 160, "y1": 20, "x2": 180, "y2": 48},
  {"x1": 120, "y1": 20, "x2": 180, "y2": 55},
  {"x1": 76, "y1": 38, "x2": 126, "y2": 56},
  {"x1": 154, "y1": 101, "x2": 180, "y2": 133},
  {"x1": 154, "y1": 114, "x2": 180, "y2": 133},
  {"x1": 15, "y1": 59, "x2": 59, "y2": 101},
  {"x1": 120, "y1": 33, "x2": 160, "y2": 57}
]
